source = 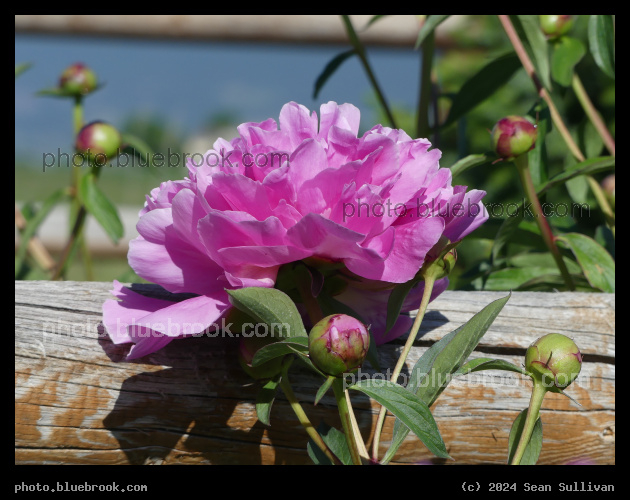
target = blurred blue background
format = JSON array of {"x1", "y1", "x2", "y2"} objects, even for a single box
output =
[{"x1": 15, "y1": 34, "x2": 420, "y2": 163}]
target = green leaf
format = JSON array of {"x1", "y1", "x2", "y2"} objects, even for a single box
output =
[
  {"x1": 79, "y1": 174, "x2": 124, "y2": 244},
  {"x1": 512, "y1": 15, "x2": 552, "y2": 90},
  {"x1": 485, "y1": 267, "x2": 561, "y2": 291},
  {"x1": 454, "y1": 357, "x2": 530, "y2": 377},
  {"x1": 314, "y1": 376, "x2": 336, "y2": 405},
  {"x1": 15, "y1": 62, "x2": 32, "y2": 78},
  {"x1": 385, "y1": 277, "x2": 420, "y2": 334},
  {"x1": 227, "y1": 287, "x2": 308, "y2": 338},
  {"x1": 537, "y1": 156, "x2": 615, "y2": 194},
  {"x1": 491, "y1": 205, "x2": 524, "y2": 262},
  {"x1": 383, "y1": 293, "x2": 510, "y2": 464},
  {"x1": 313, "y1": 49, "x2": 356, "y2": 99},
  {"x1": 442, "y1": 52, "x2": 521, "y2": 129},
  {"x1": 366, "y1": 15, "x2": 387, "y2": 27},
  {"x1": 551, "y1": 36, "x2": 586, "y2": 87},
  {"x1": 121, "y1": 133, "x2": 156, "y2": 167},
  {"x1": 349, "y1": 379, "x2": 450, "y2": 459},
  {"x1": 414, "y1": 15, "x2": 449, "y2": 49},
  {"x1": 307, "y1": 422, "x2": 352, "y2": 465},
  {"x1": 565, "y1": 175, "x2": 590, "y2": 205},
  {"x1": 527, "y1": 102, "x2": 550, "y2": 187},
  {"x1": 15, "y1": 189, "x2": 67, "y2": 274},
  {"x1": 255, "y1": 374, "x2": 281, "y2": 426},
  {"x1": 557, "y1": 233, "x2": 615, "y2": 292},
  {"x1": 508, "y1": 252, "x2": 582, "y2": 274},
  {"x1": 251, "y1": 337, "x2": 309, "y2": 367},
  {"x1": 588, "y1": 15, "x2": 615, "y2": 79},
  {"x1": 507, "y1": 409, "x2": 543, "y2": 465},
  {"x1": 449, "y1": 153, "x2": 491, "y2": 178}
]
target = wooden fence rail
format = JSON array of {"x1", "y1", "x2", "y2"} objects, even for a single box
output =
[{"x1": 15, "y1": 281, "x2": 614, "y2": 465}]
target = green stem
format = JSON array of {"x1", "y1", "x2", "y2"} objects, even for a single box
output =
[
  {"x1": 511, "y1": 381, "x2": 546, "y2": 465},
  {"x1": 65, "y1": 95, "x2": 85, "y2": 280},
  {"x1": 416, "y1": 29, "x2": 435, "y2": 139},
  {"x1": 371, "y1": 274, "x2": 436, "y2": 461},
  {"x1": 498, "y1": 15, "x2": 615, "y2": 236},
  {"x1": 571, "y1": 73, "x2": 615, "y2": 157},
  {"x1": 514, "y1": 155, "x2": 575, "y2": 290},
  {"x1": 333, "y1": 378, "x2": 362, "y2": 465},
  {"x1": 279, "y1": 359, "x2": 342, "y2": 465},
  {"x1": 341, "y1": 15, "x2": 397, "y2": 129},
  {"x1": 79, "y1": 236, "x2": 94, "y2": 280}
]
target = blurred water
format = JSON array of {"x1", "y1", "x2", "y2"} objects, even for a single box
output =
[{"x1": 15, "y1": 34, "x2": 421, "y2": 164}]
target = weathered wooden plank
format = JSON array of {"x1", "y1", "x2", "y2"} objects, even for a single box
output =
[{"x1": 15, "y1": 281, "x2": 614, "y2": 464}]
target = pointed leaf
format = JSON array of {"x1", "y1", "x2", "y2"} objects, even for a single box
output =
[
  {"x1": 79, "y1": 174, "x2": 123, "y2": 244},
  {"x1": 537, "y1": 157, "x2": 615, "y2": 194},
  {"x1": 442, "y1": 52, "x2": 521, "y2": 128},
  {"x1": 227, "y1": 287, "x2": 308, "y2": 338},
  {"x1": 349, "y1": 379, "x2": 449, "y2": 459},
  {"x1": 307, "y1": 421, "x2": 353, "y2": 465},
  {"x1": 512, "y1": 15, "x2": 552, "y2": 90},
  {"x1": 588, "y1": 15, "x2": 615, "y2": 79},
  {"x1": 255, "y1": 374, "x2": 281, "y2": 426},
  {"x1": 366, "y1": 15, "x2": 387, "y2": 27},
  {"x1": 507, "y1": 409, "x2": 543, "y2": 465},
  {"x1": 454, "y1": 357, "x2": 530, "y2": 377},
  {"x1": 414, "y1": 15, "x2": 449, "y2": 49},
  {"x1": 315, "y1": 376, "x2": 336, "y2": 405},
  {"x1": 313, "y1": 49, "x2": 356, "y2": 99},
  {"x1": 15, "y1": 62, "x2": 32, "y2": 78},
  {"x1": 251, "y1": 337, "x2": 309, "y2": 367},
  {"x1": 385, "y1": 277, "x2": 420, "y2": 333},
  {"x1": 383, "y1": 293, "x2": 510, "y2": 463},
  {"x1": 449, "y1": 153, "x2": 491, "y2": 178},
  {"x1": 557, "y1": 233, "x2": 615, "y2": 292}
]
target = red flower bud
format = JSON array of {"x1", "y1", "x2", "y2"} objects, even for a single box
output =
[
  {"x1": 59, "y1": 63, "x2": 98, "y2": 96},
  {"x1": 75, "y1": 121, "x2": 122, "y2": 164},
  {"x1": 309, "y1": 314, "x2": 369, "y2": 377},
  {"x1": 491, "y1": 116, "x2": 537, "y2": 160}
]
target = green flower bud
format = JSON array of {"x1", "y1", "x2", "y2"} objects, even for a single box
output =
[
  {"x1": 59, "y1": 63, "x2": 98, "y2": 96},
  {"x1": 75, "y1": 121, "x2": 122, "y2": 164},
  {"x1": 309, "y1": 314, "x2": 369, "y2": 377},
  {"x1": 525, "y1": 333, "x2": 582, "y2": 389},
  {"x1": 491, "y1": 116, "x2": 537, "y2": 160},
  {"x1": 540, "y1": 15, "x2": 575, "y2": 40},
  {"x1": 238, "y1": 336, "x2": 283, "y2": 380}
]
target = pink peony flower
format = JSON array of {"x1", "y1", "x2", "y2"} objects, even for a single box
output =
[{"x1": 103, "y1": 102, "x2": 487, "y2": 359}]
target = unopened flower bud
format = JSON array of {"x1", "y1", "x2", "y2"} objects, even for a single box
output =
[
  {"x1": 539, "y1": 15, "x2": 575, "y2": 40},
  {"x1": 601, "y1": 174, "x2": 615, "y2": 197},
  {"x1": 59, "y1": 63, "x2": 98, "y2": 95},
  {"x1": 309, "y1": 314, "x2": 369, "y2": 377},
  {"x1": 75, "y1": 121, "x2": 122, "y2": 164},
  {"x1": 492, "y1": 116, "x2": 537, "y2": 160},
  {"x1": 238, "y1": 336, "x2": 284, "y2": 380},
  {"x1": 525, "y1": 333, "x2": 582, "y2": 389}
]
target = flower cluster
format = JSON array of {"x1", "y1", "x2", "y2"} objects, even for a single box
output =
[{"x1": 103, "y1": 102, "x2": 487, "y2": 359}]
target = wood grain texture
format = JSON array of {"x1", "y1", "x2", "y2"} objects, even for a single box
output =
[{"x1": 15, "y1": 281, "x2": 614, "y2": 465}]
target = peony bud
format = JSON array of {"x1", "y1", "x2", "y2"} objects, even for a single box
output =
[
  {"x1": 75, "y1": 121, "x2": 122, "y2": 164},
  {"x1": 492, "y1": 116, "x2": 537, "y2": 160},
  {"x1": 309, "y1": 314, "x2": 369, "y2": 377},
  {"x1": 59, "y1": 63, "x2": 98, "y2": 96},
  {"x1": 539, "y1": 15, "x2": 575, "y2": 40},
  {"x1": 525, "y1": 333, "x2": 582, "y2": 389},
  {"x1": 238, "y1": 336, "x2": 284, "y2": 380}
]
